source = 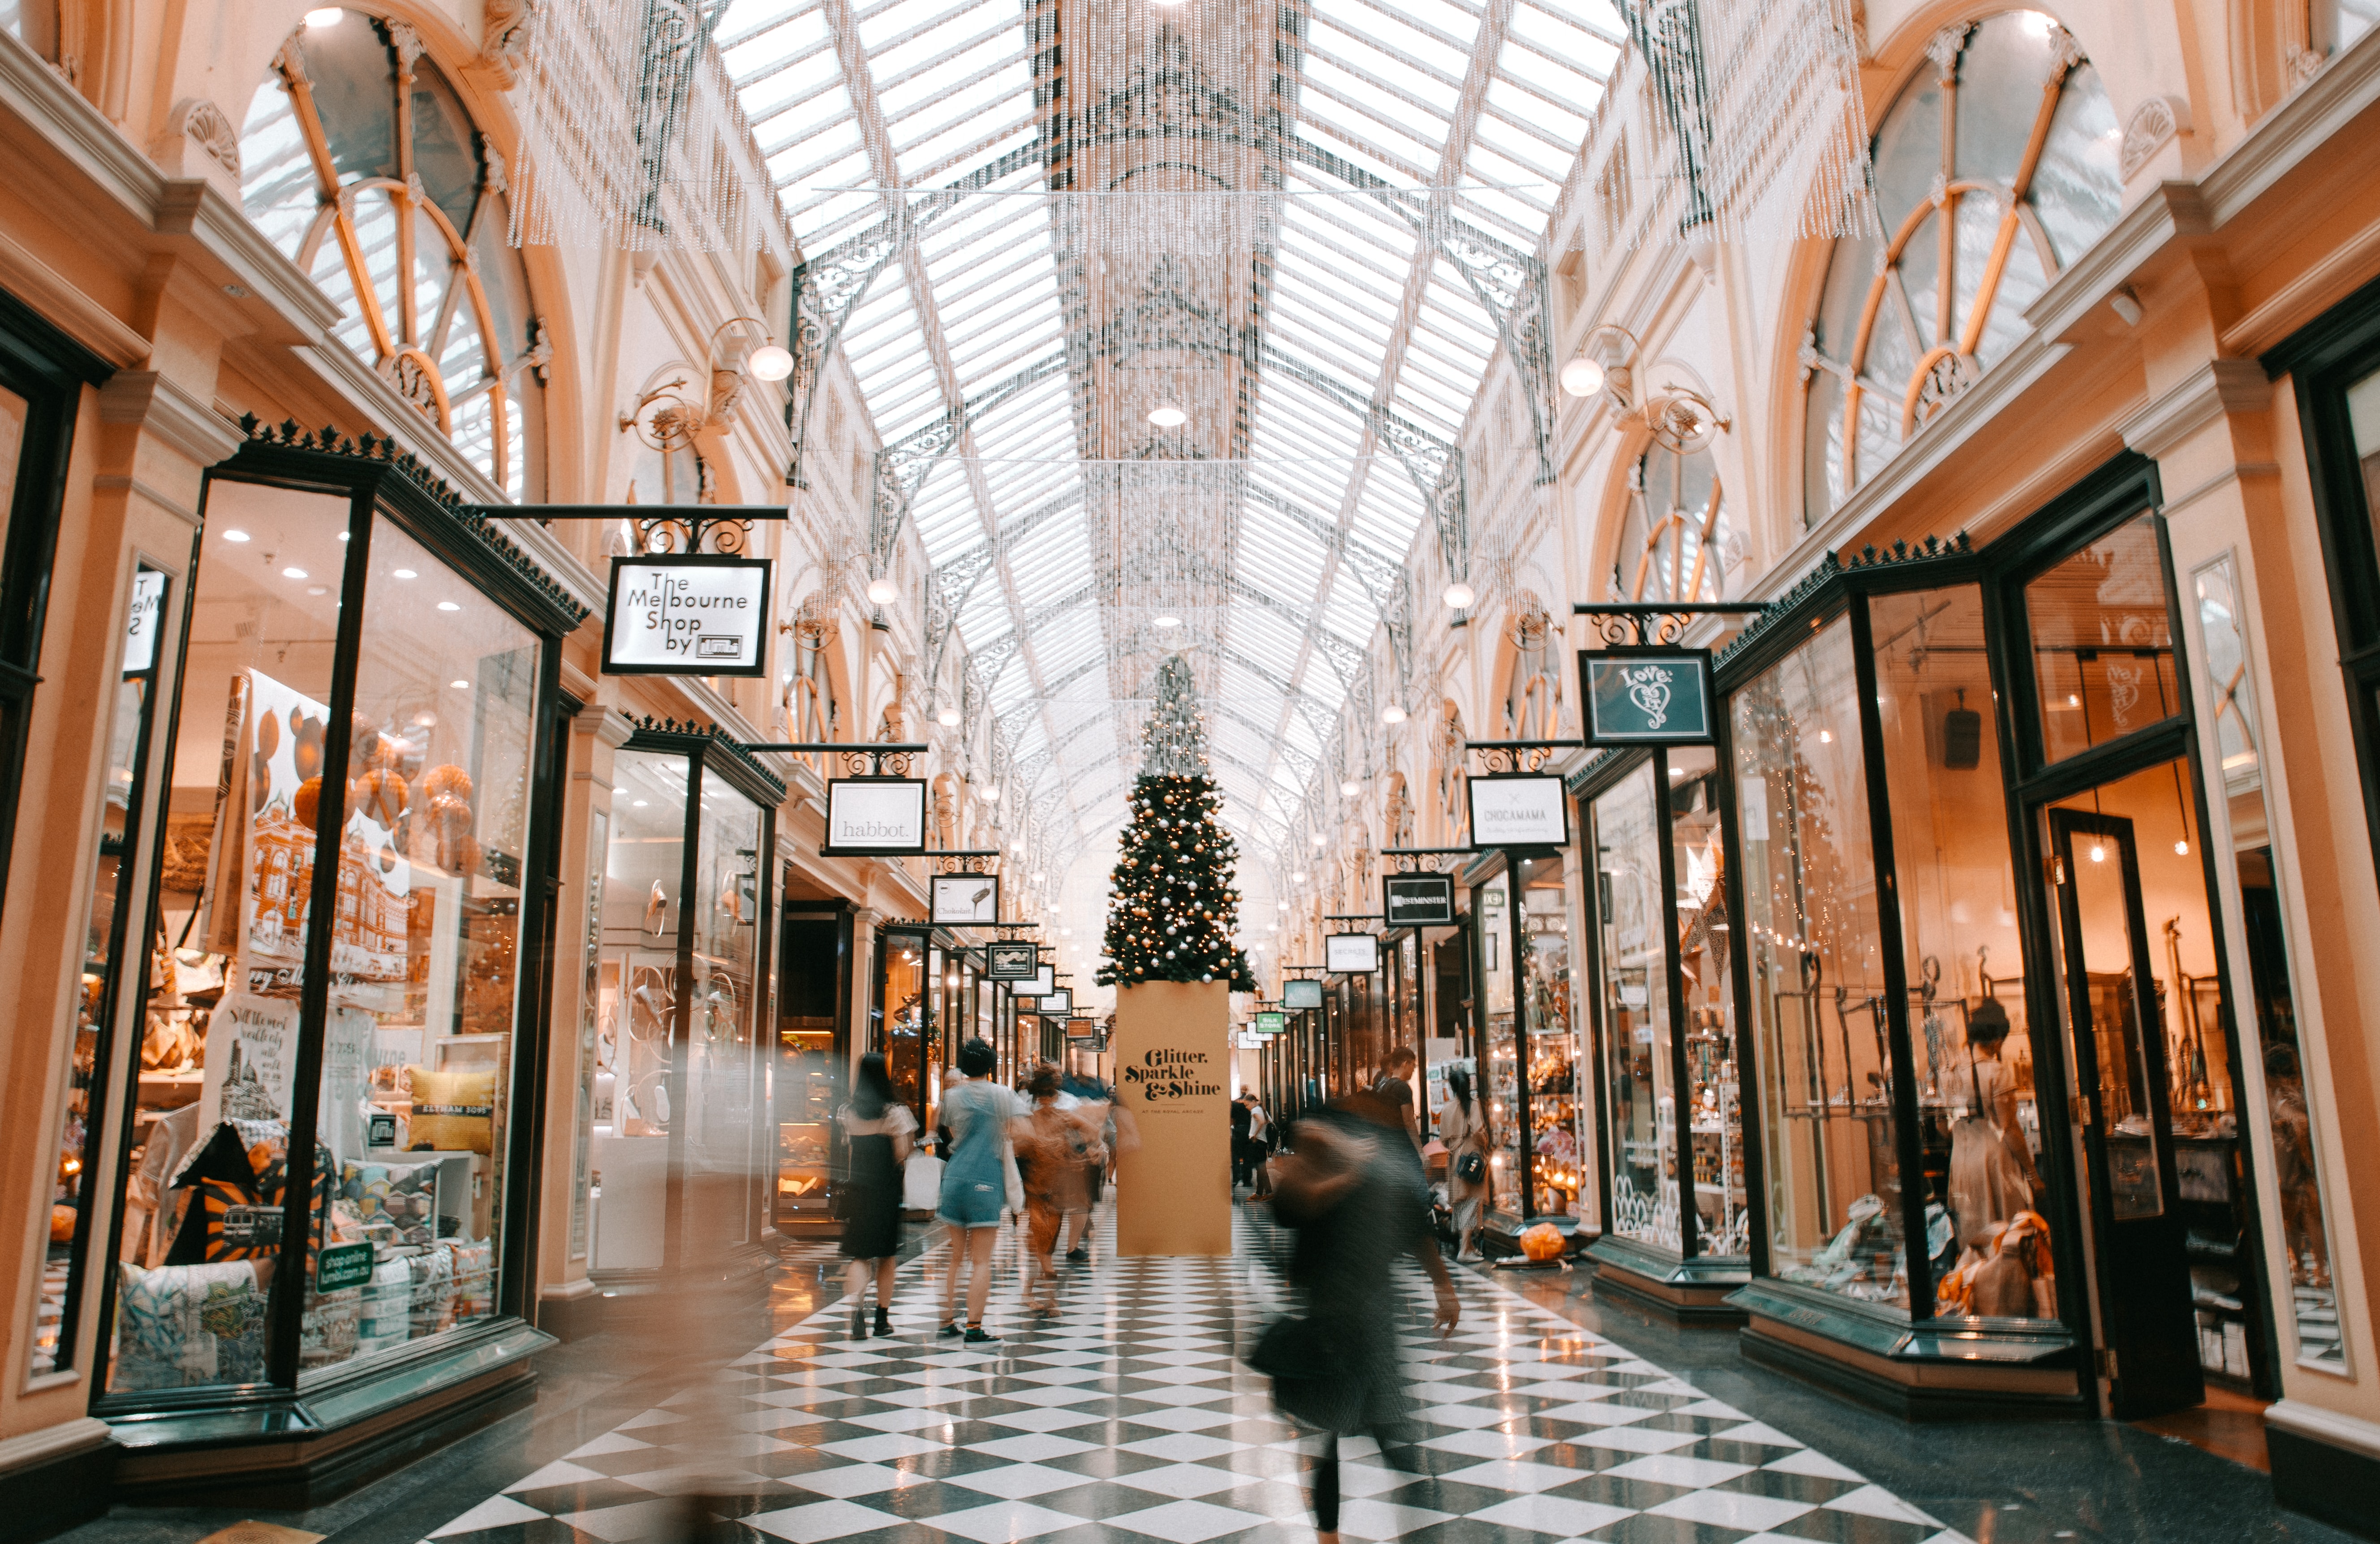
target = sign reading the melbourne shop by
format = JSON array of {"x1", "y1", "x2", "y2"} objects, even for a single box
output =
[
  {"x1": 603, "y1": 555, "x2": 771, "y2": 676},
  {"x1": 1579, "y1": 650, "x2": 1713, "y2": 745},
  {"x1": 1468, "y1": 773, "x2": 1571, "y2": 849},
  {"x1": 1382, "y1": 872, "x2": 1456, "y2": 927},
  {"x1": 822, "y1": 777, "x2": 927, "y2": 855}
]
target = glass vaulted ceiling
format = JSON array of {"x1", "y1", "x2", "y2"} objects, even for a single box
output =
[{"x1": 720, "y1": 0, "x2": 1619, "y2": 864}]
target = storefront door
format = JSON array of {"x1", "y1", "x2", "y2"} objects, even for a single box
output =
[{"x1": 2045, "y1": 806, "x2": 2203, "y2": 1416}]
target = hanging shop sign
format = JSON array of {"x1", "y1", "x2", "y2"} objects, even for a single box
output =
[
  {"x1": 1039, "y1": 987, "x2": 1074, "y2": 1016},
  {"x1": 987, "y1": 940, "x2": 1040, "y2": 980},
  {"x1": 1468, "y1": 773, "x2": 1571, "y2": 848},
  {"x1": 820, "y1": 776, "x2": 928, "y2": 856},
  {"x1": 1382, "y1": 872, "x2": 1457, "y2": 928},
  {"x1": 930, "y1": 872, "x2": 1001, "y2": 926},
  {"x1": 602, "y1": 554, "x2": 771, "y2": 676},
  {"x1": 1253, "y1": 1010, "x2": 1287, "y2": 1035},
  {"x1": 1028, "y1": 964, "x2": 1057, "y2": 997},
  {"x1": 1066, "y1": 1017, "x2": 1100, "y2": 1041},
  {"x1": 1578, "y1": 649, "x2": 1715, "y2": 745},
  {"x1": 1283, "y1": 978, "x2": 1324, "y2": 1010},
  {"x1": 1325, "y1": 932, "x2": 1381, "y2": 974}
]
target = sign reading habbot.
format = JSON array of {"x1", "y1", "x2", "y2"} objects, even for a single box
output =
[{"x1": 603, "y1": 555, "x2": 771, "y2": 676}]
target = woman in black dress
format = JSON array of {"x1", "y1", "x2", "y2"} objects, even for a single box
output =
[{"x1": 839, "y1": 1053, "x2": 915, "y2": 1339}]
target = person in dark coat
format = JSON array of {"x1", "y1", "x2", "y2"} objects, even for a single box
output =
[
  {"x1": 1230, "y1": 1091, "x2": 1256, "y2": 1190},
  {"x1": 837, "y1": 1053, "x2": 915, "y2": 1340},
  {"x1": 1264, "y1": 1095, "x2": 1459, "y2": 1544}
]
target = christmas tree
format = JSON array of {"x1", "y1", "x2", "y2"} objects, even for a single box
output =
[{"x1": 1097, "y1": 655, "x2": 1257, "y2": 991}]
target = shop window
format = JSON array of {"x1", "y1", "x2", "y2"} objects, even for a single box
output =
[
  {"x1": 1802, "y1": 12, "x2": 2120, "y2": 523},
  {"x1": 589, "y1": 739, "x2": 773, "y2": 1275},
  {"x1": 32, "y1": 564, "x2": 172, "y2": 1377},
  {"x1": 2192, "y1": 555, "x2": 2345, "y2": 1371},
  {"x1": 1593, "y1": 762, "x2": 1676, "y2": 1249},
  {"x1": 239, "y1": 14, "x2": 547, "y2": 498},
  {"x1": 1500, "y1": 598, "x2": 1561, "y2": 739},
  {"x1": 1734, "y1": 616, "x2": 1909, "y2": 1309},
  {"x1": 2026, "y1": 513, "x2": 2180, "y2": 763},
  {"x1": 1618, "y1": 443, "x2": 1732, "y2": 603},
  {"x1": 1871, "y1": 585, "x2": 2050, "y2": 1319},
  {"x1": 92, "y1": 440, "x2": 579, "y2": 1407}
]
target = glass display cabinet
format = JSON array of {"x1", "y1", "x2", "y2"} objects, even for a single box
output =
[
  {"x1": 776, "y1": 902, "x2": 854, "y2": 1231},
  {"x1": 1478, "y1": 856, "x2": 1581, "y2": 1237},
  {"x1": 78, "y1": 427, "x2": 582, "y2": 1468},
  {"x1": 1582, "y1": 748, "x2": 1750, "y2": 1321}
]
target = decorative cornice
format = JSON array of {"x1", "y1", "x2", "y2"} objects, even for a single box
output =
[
  {"x1": 1715, "y1": 533, "x2": 1973, "y2": 676},
  {"x1": 2118, "y1": 358, "x2": 2272, "y2": 460},
  {"x1": 235, "y1": 415, "x2": 592, "y2": 626},
  {"x1": 625, "y1": 715, "x2": 790, "y2": 805},
  {"x1": 99, "y1": 370, "x2": 242, "y2": 466}
]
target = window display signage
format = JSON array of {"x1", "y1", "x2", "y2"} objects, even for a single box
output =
[
  {"x1": 600, "y1": 555, "x2": 770, "y2": 676},
  {"x1": 1383, "y1": 872, "x2": 1457, "y2": 927},
  {"x1": 122, "y1": 568, "x2": 167, "y2": 674},
  {"x1": 1468, "y1": 773, "x2": 1571, "y2": 849},
  {"x1": 1283, "y1": 978, "x2": 1324, "y2": 1010},
  {"x1": 1254, "y1": 1010, "x2": 1286, "y2": 1035},
  {"x1": 1580, "y1": 650, "x2": 1714, "y2": 744},
  {"x1": 929, "y1": 872, "x2": 1001, "y2": 926},
  {"x1": 986, "y1": 940, "x2": 1040, "y2": 980},
  {"x1": 1325, "y1": 932, "x2": 1381, "y2": 974},
  {"x1": 822, "y1": 776, "x2": 927, "y2": 855}
]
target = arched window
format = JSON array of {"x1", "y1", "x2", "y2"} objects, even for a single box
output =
[
  {"x1": 1617, "y1": 444, "x2": 1732, "y2": 602},
  {"x1": 1501, "y1": 595, "x2": 1560, "y2": 740},
  {"x1": 1801, "y1": 12, "x2": 2119, "y2": 522},
  {"x1": 240, "y1": 14, "x2": 547, "y2": 498}
]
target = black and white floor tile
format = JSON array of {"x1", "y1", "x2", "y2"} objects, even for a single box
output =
[{"x1": 420, "y1": 1211, "x2": 1973, "y2": 1544}]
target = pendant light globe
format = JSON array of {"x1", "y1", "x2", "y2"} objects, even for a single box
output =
[
  {"x1": 1443, "y1": 581, "x2": 1476, "y2": 609},
  {"x1": 1147, "y1": 401, "x2": 1188, "y2": 427},
  {"x1": 748, "y1": 343, "x2": 795, "y2": 382},
  {"x1": 866, "y1": 575, "x2": 899, "y2": 606},
  {"x1": 1559, "y1": 356, "x2": 1606, "y2": 397}
]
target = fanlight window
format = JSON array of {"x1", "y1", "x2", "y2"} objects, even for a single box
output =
[
  {"x1": 241, "y1": 14, "x2": 546, "y2": 498},
  {"x1": 1618, "y1": 444, "x2": 1732, "y2": 603},
  {"x1": 1502, "y1": 599, "x2": 1562, "y2": 741},
  {"x1": 1802, "y1": 12, "x2": 2119, "y2": 523}
]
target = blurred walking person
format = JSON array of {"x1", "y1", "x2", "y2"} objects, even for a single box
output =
[
  {"x1": 1257, "y1": 1102, "x2": 1460, "y2": 1544},
  {"x1": 1231, "y1": 1091, "x2": 1256, "y2": 1192},
  {"x1": 838, "y1": 1054, "x2": 915, "y2": 1340},
  {"x1": 1246, "y1": 1092, "x2": 1274, "y2": 1199},
  {"x1": 938, "y1": 1039, "x2": 1029, "y2": 1342},
  {"x1": 1017, "y1": 1062, "x2": 1104, "y2": 1313},
  {"x1": 1439, "y1": 1064, "x2": 1490, "y2": 1261}
]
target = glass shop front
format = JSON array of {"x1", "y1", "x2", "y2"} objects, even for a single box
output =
[
  {"x1": 1475, "y1": 854, "x2": 1587, "y2": 1239},
  {"x1": 1716, "y1": 460, "x2": 2288, "y2": 1419},
  {"x1": 1581, "y1": 745, "x2": 1750, "y2": 1319},
  {"x1": 776, "y1": 901, "x2": 855, "y2": 1231},
  {"x1": 587, "y1": 729, "x2": 778, "y2": 1279},
  {"x1": 870, "y1": 926, "x2": 1021, "y2": 1141},
  {"x1": 57, "y1": 434, "x2": 581, "y2": 1466}
]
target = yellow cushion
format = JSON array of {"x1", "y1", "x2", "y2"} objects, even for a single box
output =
[{"x1": 406, "y1": 1066, "x2": 496, "y2": 1154}]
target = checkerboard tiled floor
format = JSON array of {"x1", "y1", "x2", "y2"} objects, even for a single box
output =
[{"x1": 422, "y1": 1210, "x2": 1973, "y2": 1544}]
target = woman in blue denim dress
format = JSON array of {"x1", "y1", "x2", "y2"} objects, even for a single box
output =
[{"x1": 936, "y1": 1039, "x2": 1028, "y2": 1342}]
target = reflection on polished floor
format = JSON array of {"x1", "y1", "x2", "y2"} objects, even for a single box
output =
[
  {"x1": 55, "y1": 1207, "x2": 2346, "y2": 1544},
  {"x1": 411, "y1": 1211, "x2": 1948, "y2": 1544}
]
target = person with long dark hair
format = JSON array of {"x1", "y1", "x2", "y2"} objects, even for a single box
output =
[
  {"x1": 1438, "y1": 1063, "x2": 1490, "y2": 1261},
  {"x1": 838, "y1": 1052, "x2": 915, "y2": 1339}
]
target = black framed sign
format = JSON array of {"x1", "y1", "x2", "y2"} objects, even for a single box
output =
[
  {"x1": 1283, "y1": 978, "x2": 1324, "y2": 1010},
  {"x1": 1253, "y1": 1010, "x2": 1286, "y2": 1035},
  {"x1": 1579, "y1": 649, "x2": 1714, "y2": 745},
  {"x1": 1468, "y1": 773, "x2": 1571, "y2": 848},
  {"x1": 987, "y1": 940, "x2": 1039, "y2": 980},
  {"x1": 1382, "y1": 872, "x2": 1456, "y2": 928},
  {"x1": 1066, "y1": 1017, "x2": 1099, "y2": 1040},
  {"x1": 602, "y1": 554, "x2": 771, "y2": 676},
  {"x1": 1028, "y1": 964, "x2": 1056, "y2": 998},
  {"x1": 1325, "y1": 932, "x2": 1381, "y2": 974},
  {"x1": 822, "y1": 777, "x2": 928, "y2": 855},
  {"x1": 930, "y1": 872, "x2": 1000, "y2": 926},
  {"x1": 1039, "y1": 987, "x2": 1074, "y2": 1016}
]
